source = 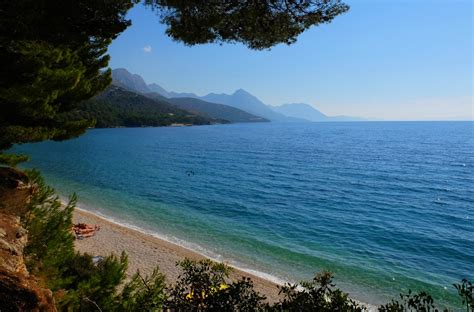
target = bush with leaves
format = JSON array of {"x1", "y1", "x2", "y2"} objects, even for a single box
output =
[
  {"x1": 454, "y1": 279, "x2": 473, "y2": 312},
  {"x1": 271, "y1": 271, "x2": 366, "y2": 312},
  {"x1": 57, "y1": 252, "x2": 128, "y2": 311},
  {"x1": 166, "y1": 258, "x2": 267, "y2": 311},
  {"x1": 379, "y1": 290, "x2": 448, "y2": 312},
  {"x1": 22, "y1": 169, "x2": 76, "y2": 288},
  {"x1": 117, "y1": 268, "x2": 167, "y2": 312},
  {"x1": 0, "y1": 153, "x2": 29, "y2": 167}
]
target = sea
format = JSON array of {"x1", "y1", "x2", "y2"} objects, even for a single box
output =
[{"x1": 13, "y1": 121, "x2": 473, "y2": 309}]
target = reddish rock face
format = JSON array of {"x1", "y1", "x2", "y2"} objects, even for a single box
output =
[
  {"x1": 0, "y1": 270, "x2": 56, "y2": 312},
  {"x1": 0, "y1": 213, "x2": 28, "y2": 276},
  {"x1": 0, "y1": 167, "x2": 33, "y2": 217},
  {"x1": 0, "y1": 167, "x2": 56, "y2": 311}
]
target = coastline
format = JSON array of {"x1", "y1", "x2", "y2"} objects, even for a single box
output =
[
  {"x1": 73, "y1": 206, "x2": 379, "y2": 310},
  {"x1": 72, "y1": 207, "x2": 284, "y2": 303}
]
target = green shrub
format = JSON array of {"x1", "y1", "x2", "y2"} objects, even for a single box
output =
[
  {"x1": 454, "y1": 279, "x2": 473, "y2": 312},
  {"x1": 272, "y1": 271, "x2": 366, "y2": 312},
  {"x1": 166, "y1": 258, "x2": 267, "y2": 311},
  {"x1": 57, "y1": 252, "x2": 128, "y2": 311},
  {"x1": 117, "y1": 268, "x2": 167, "y2": 312},
  {"x1": 379, "y1": 290, "x2": 447, "y2": 312},
  {"x1": 0, "y1": 153, "x2": 29, "y2": 167},
  {"x1": 22, "y1": 169, "x2": 76, "y2": 288}
]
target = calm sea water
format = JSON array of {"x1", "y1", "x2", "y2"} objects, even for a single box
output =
[{"x1": 14, "y1": 122, "x2": 473, "y2": 308}]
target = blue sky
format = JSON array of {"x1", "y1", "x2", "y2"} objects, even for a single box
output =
[{"x1": 108, "y1": 0, "x2": 473, "y2": 120}]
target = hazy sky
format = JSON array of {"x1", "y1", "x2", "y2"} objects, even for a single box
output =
[{"x1": 108, "y1": 0, "x2": 473, "y2": 120}]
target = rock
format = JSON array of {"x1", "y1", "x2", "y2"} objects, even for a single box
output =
[
  {"x1": 0, "y1": 167, "x2": 57, "y2": 311},
  {"x1": 0, "y1": 269, "x2": 56, "y2": 312},
  {"x1": 0, "y1": 167, "x2": 33, "y2": 217},
  {"x1": 0, "y1": 213, "x2": 26, "y2": 273},
  {"x1": 16, "y1": 227, "x2": 27, "y2": 239}
]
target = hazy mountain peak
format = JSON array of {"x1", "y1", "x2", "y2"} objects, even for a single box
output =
[
  {"x1": 273, "y1": 102, "x2": 364, "y2": 122},
  {"x1": 111, "y1": 68, "x2": 360, "y2": 122},
  {"x1": 273, "y1": 103, "x2": 327, "y2": 121},
  {"x1": 112, "y1": 68, "x2": 172, "y2": 98},
  {"x1": 205, "y1": 92, "x2": 226, "y2": 97},
  {"x1": 113, "y1": 68, "x2": 131, "y2": 75},
  {"x1": 233, "y1": 88, "x2": 251, "y2": 95},
  {"x1": 148, "y1": 83, "x2": 170, "y2": 98},
  {"x1": 112, "y1": 68, "x2": 150, "y2": 94}
]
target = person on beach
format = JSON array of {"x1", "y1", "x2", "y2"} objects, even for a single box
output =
[{"x1": 73, "y1": 223, "x2": 100, "y2": 239}]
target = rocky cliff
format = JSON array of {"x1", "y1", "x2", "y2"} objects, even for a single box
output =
[{"x1": 0, "y1": 167, "x2": 56, "y2": 312}]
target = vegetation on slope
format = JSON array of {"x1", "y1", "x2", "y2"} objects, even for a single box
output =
[
  {"x1": 60, "y1": 86, "x2": 227, "y2": 128},
  {"x1": 167, "y1": 97, "x2": 269, "y2": 123},
  {"x1": 112, "y1": 68, "x2": 270, "y2": 124}
]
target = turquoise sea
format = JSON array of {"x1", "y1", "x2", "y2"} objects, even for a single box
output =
[{"x1": 14, "y1": 122, "x2": 473, "y2": 309}]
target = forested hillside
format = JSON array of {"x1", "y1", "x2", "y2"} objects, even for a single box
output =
[
  {"x1": 61, "y1": 86, "x2": 226, "y2": 128},
  {"x1": 167, "y1": 97, "x2": 269, "y2": 123}
]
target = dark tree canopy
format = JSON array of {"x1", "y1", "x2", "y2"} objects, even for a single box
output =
[
  {"x1": 145, "y1": 0, "x2": 349, "y2": 50},
  {"x1": 0, "y1": 0, "x2": 136, "y2": 150},
  {"x1": 0, "y1": 0, "x2": 348, "y2": 152}
]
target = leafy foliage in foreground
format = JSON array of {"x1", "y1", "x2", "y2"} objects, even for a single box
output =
[
  {"x1": 0, "y1": 153, "x2": 29, "y2": 167},
  {"x1": 379, "y1": 290, "x2": 447, "y2": 312},
  {"x1": 0, "y1": 0, "x2": 136, "y2": 150},
  {"x1": 274, "y1": 271, "x2": 366, "y2": 312},
  {"x1": 167, "y1": 258, "x2": 267, "y2": 311},
  {"x1": 20, "y1": 171, "x2": 473, "y2": 311},
  {"x1": 455, "y1": 279, "x2": 473, "y2": 312},
  {"x1": 117, "y1": 268, "x2": 167, "y2": 311},
  {"x1": 22, "y1": 169, "x2": 76, "y2": 288},
  {"x1": 145, "y1": 1, "x2": 349, "y2": 50}
]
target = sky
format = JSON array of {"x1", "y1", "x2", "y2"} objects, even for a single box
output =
[{"x1": 108, "y1": 0, "x2": 473, "y2": 120}]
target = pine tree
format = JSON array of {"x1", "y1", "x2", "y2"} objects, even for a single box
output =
[{"x1": 0, "y1": 0, "x2": 136, "y2": 150}]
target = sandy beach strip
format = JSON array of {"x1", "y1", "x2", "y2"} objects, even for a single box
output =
[{"x1": 72, "y1": 208, "x2": 283, "y2": 303}]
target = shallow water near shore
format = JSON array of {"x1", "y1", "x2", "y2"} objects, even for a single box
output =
[{"x1": 14, "y1": 122, "x2": 474, "y2": 309}]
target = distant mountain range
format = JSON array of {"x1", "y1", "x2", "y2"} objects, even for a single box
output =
[
  {"x1": 146, "y1": 94, "x2": 268, "y2": 123},
  {"x1": 272, "y1": 103, "x2": 365, "y2": 122},
  {"x1": 170, "y1": 89, "x2": 305, "y2": 122},
  {"x1": 111, "y1": 68, "x2": 363, "y2": 122}
]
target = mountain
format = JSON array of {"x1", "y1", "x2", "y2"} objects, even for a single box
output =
[
  {"x1": 111, "y1": 69, "x2": 273, "y2": 122},
  {"x1": 202, "y1": 89, "x2": 305, "y2": 122},
  {"x1": 167, "y1": 97, "x2": 268, "y2": 123},
  {"x1": 63, "y1": 86, "x2": 224, "y2": 127},
  {"x1": 273, "y1": 103, "x2": 327, "y2": 121},
  {"x1": 169, "y1": 91, "x2": 199, "y2": 98},
  {"x1": 112, "y1": 68, "x2": 172, "y2": 98},
  {"x1": 172, "y1": 89, "x2": 304, "y2": 122},
  {"x1": 111, "y1": 68, "x2": 361, "y2": 122},
  {"x1": 273, "y1": 103, "x2": 364, "y2": 122},
  {"x1": 111, "y1": 68, "x2": 151, "y2": 94},
  {"x1": 148, "y1": 83, "x2": 171, "y2": 97}
]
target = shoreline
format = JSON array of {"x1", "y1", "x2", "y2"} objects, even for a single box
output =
[
  {"x1": 72, "y1": 206, "x2": 378, "y2": 310},
  {"x1": 72, "y1": 207, "x2": 284, "y2": 303}
]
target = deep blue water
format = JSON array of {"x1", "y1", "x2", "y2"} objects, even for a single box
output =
[{"x1": 14, "y1": 122, "x2": 474, "y2": 308}]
